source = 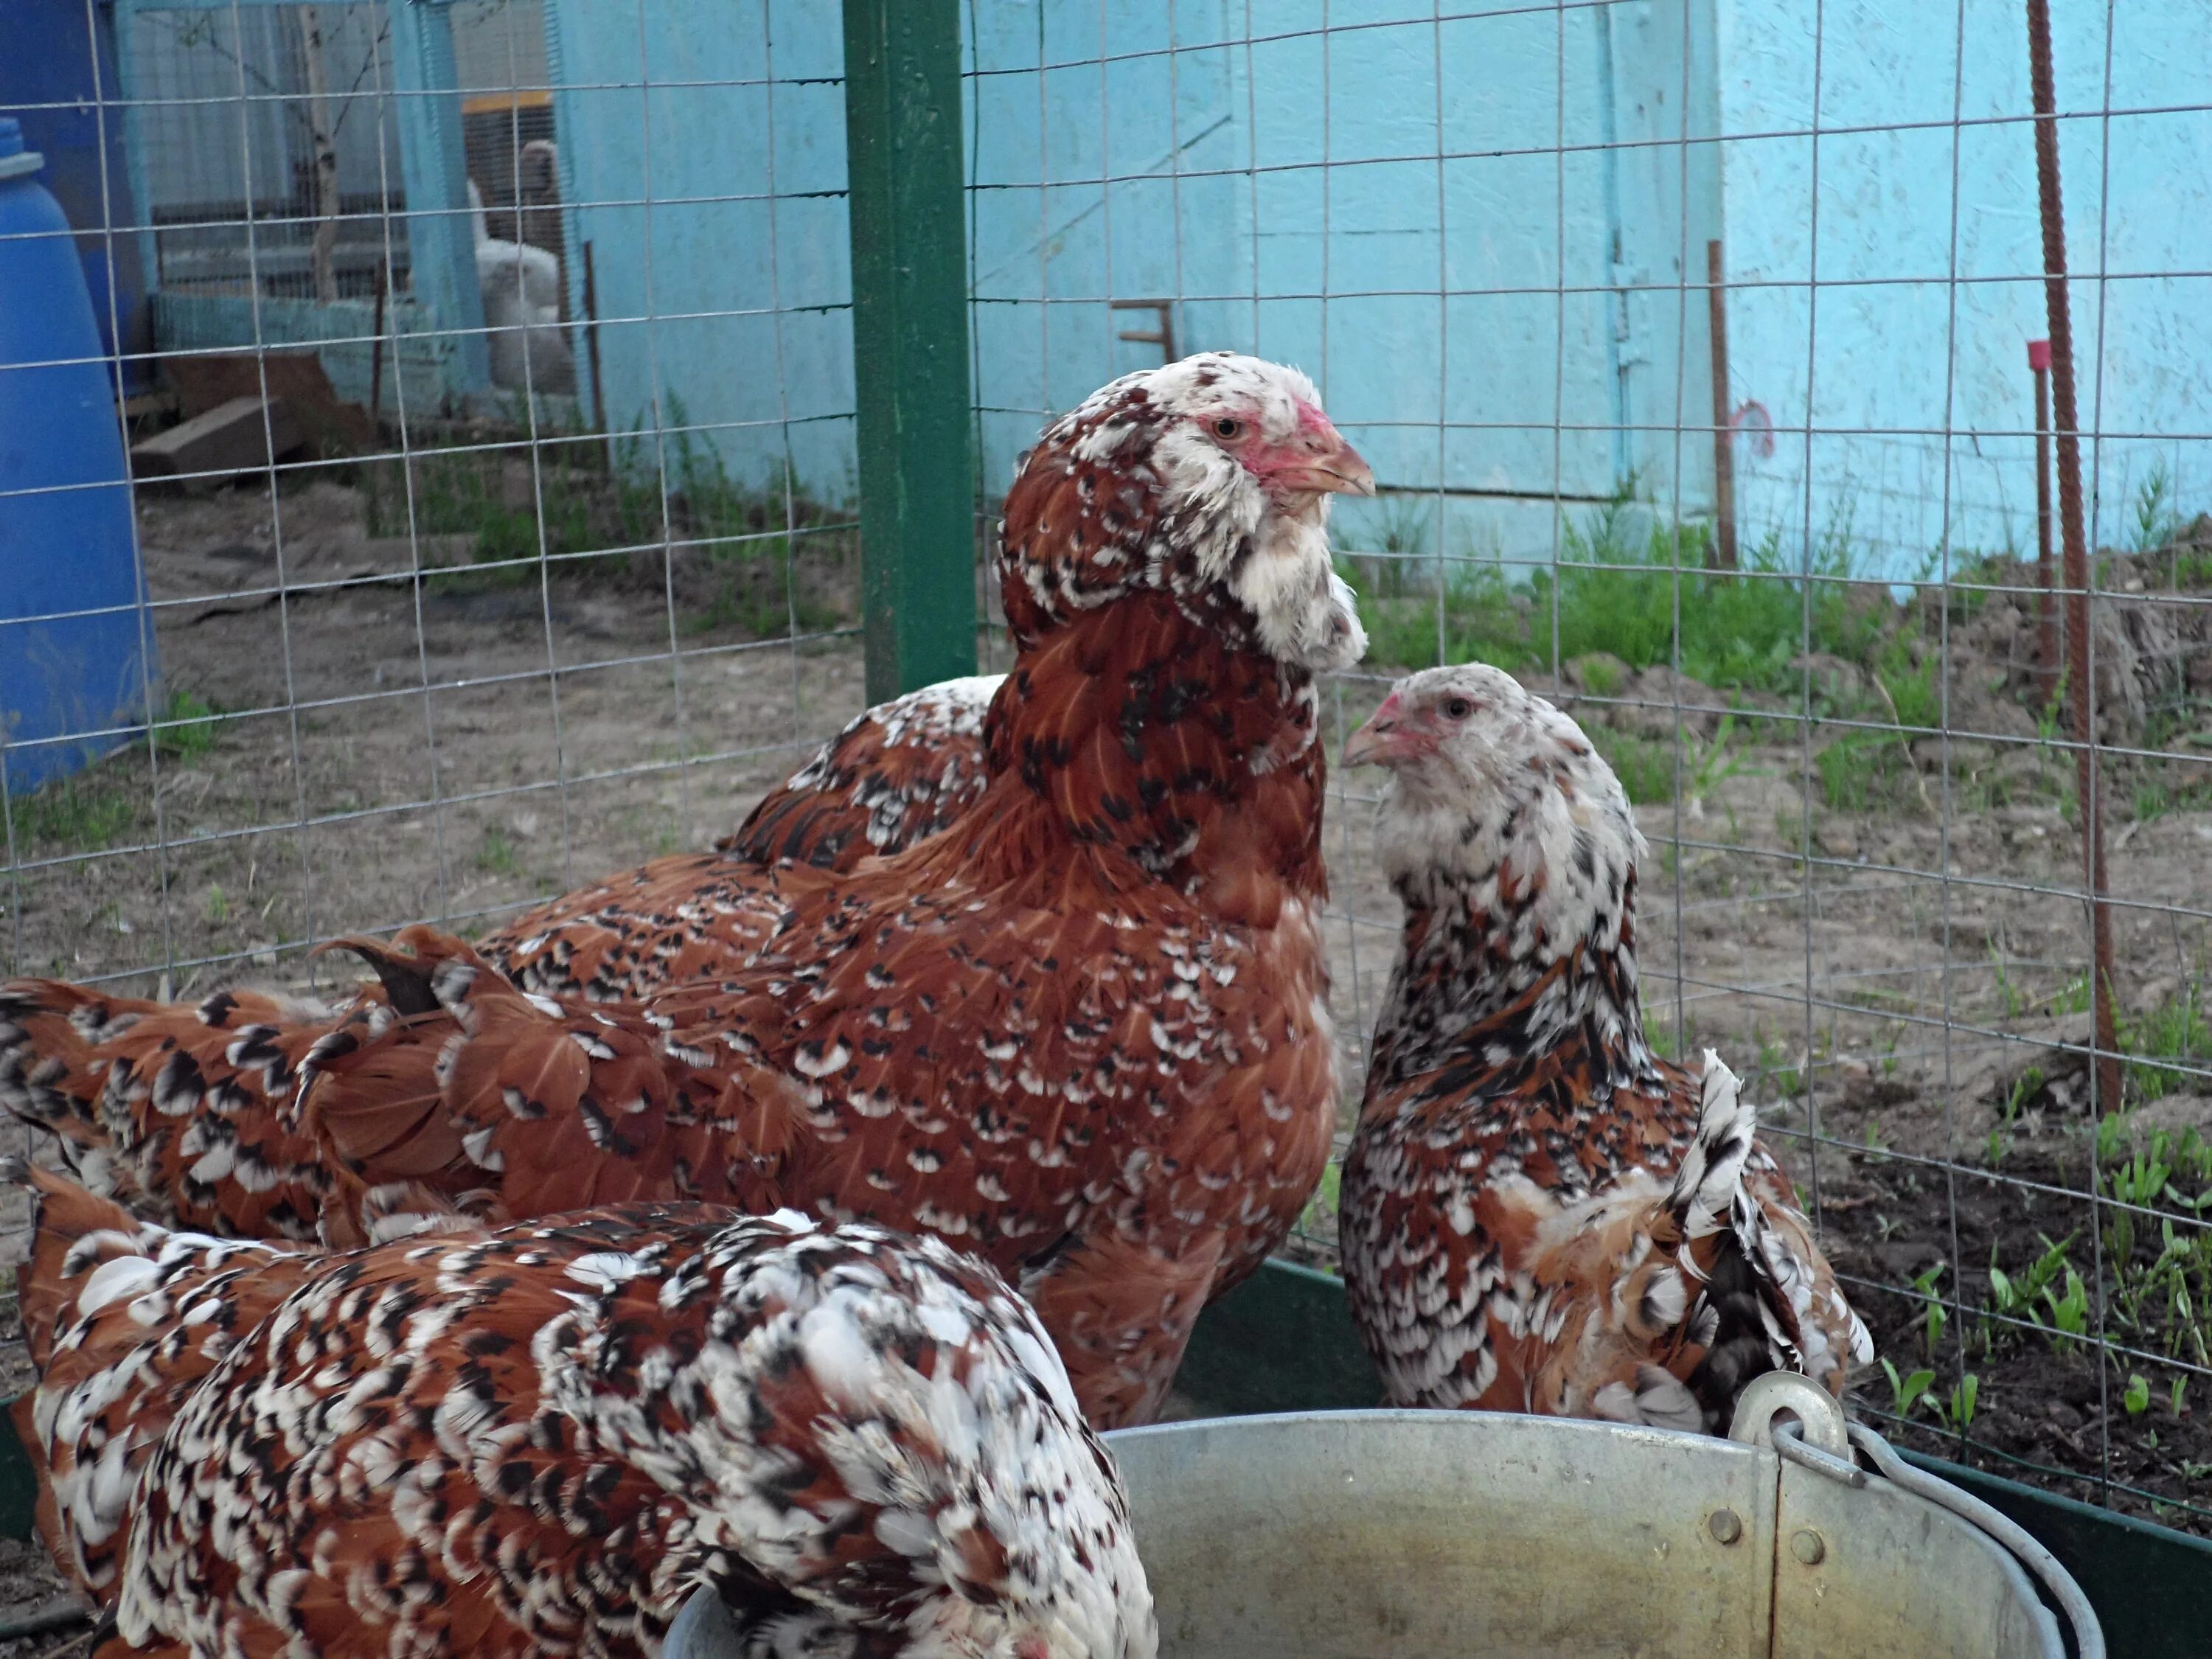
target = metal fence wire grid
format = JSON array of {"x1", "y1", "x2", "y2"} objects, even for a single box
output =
[{"x1": 3, "y1": 0, "x2": 2212, "y2": 1588}]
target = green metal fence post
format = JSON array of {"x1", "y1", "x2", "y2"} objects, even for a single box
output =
[{"x1": 841, "y1": 0, "x2": 978, "y2": 701}]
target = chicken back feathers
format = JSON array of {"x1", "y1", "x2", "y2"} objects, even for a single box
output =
[
  {"x1": 1338, "y1": 664, "x2": 1870, "y2": 1431},
  {"x1": 718, "y1": 672, "x2": 1002, "y2": 872},
  {"x1": 486, "y1": 672, "x2": 1008, "y2": 1006},
  {"x1": 9, "y1": 1164, "x2": 1156, "y2": 1659},
  {"x1": 0, "y1": 672, "x2": 1004, "y2": 1240}
]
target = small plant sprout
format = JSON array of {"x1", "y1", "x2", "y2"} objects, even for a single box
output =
[
  {"x1": 2173, "y1": 1376, "x2": 2190, "y2": 1418},
  {"x1": 1947, "y1": 1373, "x2": 1980, "y2": 1431},
  {"x1": 2124, "y1": 1374, "x2": 2152, "y2": 1417},
  {"x1": 1912, "y1": 1262, "x2": 1948, "y2": 1357},
  {"x1": 2042, "y1": 1265, "x2": 2091, "y2": 1355},
  {"x1": 1880, "y1": 1357, "x2": 1936, "y2": 1421}
]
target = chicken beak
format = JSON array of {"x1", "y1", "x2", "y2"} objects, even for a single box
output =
[
  {"x1": 1273, "y1": 427, "x2": 1377, "y2": 498},
  {"x1": 1315, "y1": 436, "x2": 1377, "y2": 496},
  {"x1": 1343, "y1": 696, "x2": 1425, "y2": 769}
]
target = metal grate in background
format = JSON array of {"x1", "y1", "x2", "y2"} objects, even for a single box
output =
[
  {"x1": 958, "y1": 0, "x2": 2212, "y2": 1536},
  {"x1": 0, "y1": 0, "x2": 869, "y2": 1160},
  {"x1": 4, "y1": 0, "x2": 2212, "y2": 1549}
]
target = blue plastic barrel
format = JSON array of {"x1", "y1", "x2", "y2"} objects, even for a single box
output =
[
  {"x1": 0, "y1": 0, "x2": 150, "y2": 392},
  {"x1": 0, "y1": 115, "x2": 154, "y2": 795}
]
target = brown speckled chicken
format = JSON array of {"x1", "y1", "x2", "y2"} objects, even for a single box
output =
[
  {"x1": 9, "y1": 1160, "x2": 1155, "y2": 1659},
  {"x1": 0, "y1": 673, "x2": 1001, "y2": 1243},
  {"x1": 1337, "y1": 663, "x2": 1869, "y2": 1430},
  {"x1": 718, "y1": 672, "x2": 1001, "y2": 872},
  {"x1": 6, "y1": 352, "x2": 1372, "y2": 1429}
]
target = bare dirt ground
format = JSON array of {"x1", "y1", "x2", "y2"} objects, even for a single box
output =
[{"x1": 1, "y1": 476, "x2": 2211, "y2": 1638}]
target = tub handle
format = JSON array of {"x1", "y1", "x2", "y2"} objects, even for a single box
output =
[
  {"x1": 1844, "y1": 1423, "x2": 2104, "y2": 1659},
  {"x1": 1726, "y1": 1370, "x2": 1853, "y2": 1461},
  {"x1": 1730, "y1": 1374, "x2": 2101, "y2": 1658}
]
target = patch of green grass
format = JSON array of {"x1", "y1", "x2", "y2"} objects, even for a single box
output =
[
  {"x1": 2132, "y1": 771, "x2": 2212, "y2": 824},
  {"x1": 1589, "y1": 728, "x2": 1679, "y2": 806},
  {"x1": 476, "y1": 828, "x2": 520, "y2": 877},
  {"x1": 4, "y1": 688, "x2": 220, "y2": 853},
  {"x1": 1345, "y1": 497, "x2": 1891, "y2": 697},
  {"x1": 2124, "y1": 978, "x2": 2211, "y2": 1102},
  {"x1": 204, "y1": 883, "x2": 229, "y2": 925},
  {"x1": 366, "y1": 395, "x2": 852, "y2": 638},
  {"x1": 1575, "y1": 652, "x2": 1625, "y2": 698},
  {"x1": 152, "y1": 689, "x2": 220, "y2": 762},
  {"x1": 6, "y1": 774, "x2": 141, "y2": 851},
  {"x1": 1815, "y1": 734, "x2": 1887, "y2": 813}
]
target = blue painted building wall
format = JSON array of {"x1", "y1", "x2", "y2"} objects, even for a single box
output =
[
  {"x1": 547, "y1": 1, "x2": 2210, "y2": 580},
  {"x1": 1717, "y1": 0, "x2": 2212, "y2": 574}
]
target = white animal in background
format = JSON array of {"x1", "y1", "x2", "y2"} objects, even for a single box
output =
[
  {"x1": 517, "y1": 136, "x2": 564, "y2": 254},
  {"x1": 467, "y1": 175, "x2": 574, "y2": 392}
]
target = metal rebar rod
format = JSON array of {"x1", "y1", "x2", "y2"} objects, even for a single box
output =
[
  {"x1": 2029, "y1": 337, "x2": 2056, "y2": 686},
  {"x1": 1706, "y1": 238, "x2": 1738, "y2": 571},
  {"x1": 2024, "y1": 0, "x2": 2121, "y2": 1118}
]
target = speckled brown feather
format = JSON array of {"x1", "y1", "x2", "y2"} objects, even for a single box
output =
[
  {"x1": 3, "y1": 357, "x2": 1360, "y2": 1436},
  {"x1": 11, "y1": 1173, "x2": 1155, "y2": 1658},
  {"x1": 1338, "y1": 664, "x2": 1869, "y2": 1431},
  {"x1": 307, "y1": 594, "x2": 1341, "y2": 1426},
  {"x1": 0, "y1": 979, "x2": 365, "y2": 1239},
  {"x1": 300, "y1": 359, "x2": 1359, "y2": 1427},
  {"x1": 0, "y1": 680, "x2": 996, "y2": 1239},
  {"x1": 716, "y1": 675, "x2": 1001, "y2": 872},
  {"x1": 7, "y1": 1162, "x2": 312, "y2": 1599}
]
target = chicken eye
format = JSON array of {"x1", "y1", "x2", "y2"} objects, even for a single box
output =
[
  {"x1": 1444, "y1": 698, "x2": 1473, "y2": 720},
  {"x1": 1211, "y1": 416, "x2": 1245, "y2": 440}
]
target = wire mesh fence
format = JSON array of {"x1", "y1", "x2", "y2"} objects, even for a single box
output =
[
  {"x1": 962, "y1": 0, "x2": 2212, "y2": 1534},
  {"x1": 6, "y1": 0, "x2": 2212, "y2": 1554}
]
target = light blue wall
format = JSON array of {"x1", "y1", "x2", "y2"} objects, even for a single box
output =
[
  {"x1": 548, "y1": 0, "x2": 857, "y2": 499},
  {"x1": 965, "y1": 0, "x2": 1720, "y2": 571},
  {"x1": 545, "y1": 1, "x2": 2208, "y2": 579},
  {"x1": 1717, "y1": 0, "x2": 2212, "y2": 575}
]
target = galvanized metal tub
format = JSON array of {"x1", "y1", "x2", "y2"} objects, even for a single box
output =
[{"x1": 667, "y1": 1377, "x2": 2100, "y2": 1659}]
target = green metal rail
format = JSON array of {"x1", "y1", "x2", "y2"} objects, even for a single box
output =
[{"x1": 841, "y1": 0, "x2": 978, "y2": 701}]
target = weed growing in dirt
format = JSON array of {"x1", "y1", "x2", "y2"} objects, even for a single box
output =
[
  {"x1": 476, "y1": 828, "x2": 520, "y2": 877},
  {"x1": 1340, "y1": 496, "x2": 1886, "y2": 693},
  {"x1": 1984, "y1": 1065, "x2": 2046, "y2": 1165},
  {"x1": 1880, "y1": 1357, "x2": 1935, "y2": 1419},
  {"x1": 1588, "y1": 729, "x2": 1675, "y2": 806},
  {"x1": 153, "y1": 689, "x2": 220, "y2": 761},
  {"x1": 3, "y1": 685, "x2": 227, "y2": 854},
  {"x1": 1913, "y1": 1262, "x2": 1948, "y2": 1355},
  {"x1": 2123, "y1": 978, "x2": 2211, "y2": 1100},
  {"x1": 1877, "y1": 1356, "x2": 1981, "y2": 1432},
  {"x1": 4, "y1": 775, "x2": 139, "y2": 852},
  {"x1": 2133, "y1": 461, "x2": 2188, "y2": 555},
  {"x1": 1584, "y1": 714, "x2": 1749, "y2": 812},
  {"x1": 364, "y1": 397, "x2": 854, "y2": 639},
  {"x1": 2132, "y1": 773, "x2": 2212, "y2": 823}
]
